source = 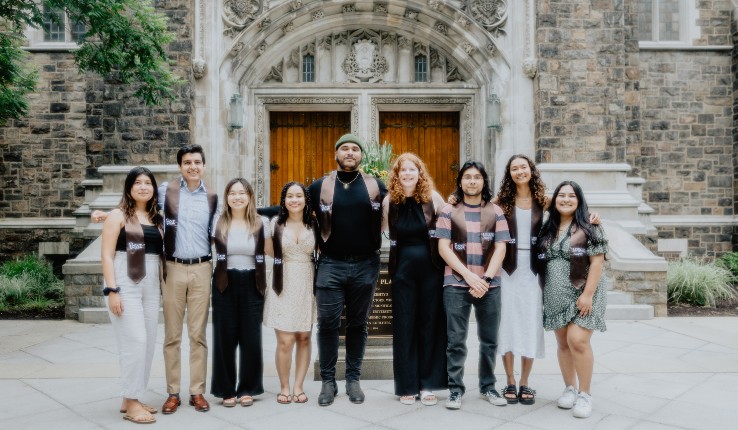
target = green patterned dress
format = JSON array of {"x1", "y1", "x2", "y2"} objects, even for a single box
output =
[{"x1": 542, "y1": 225, "x2": 608, "y2": 332}]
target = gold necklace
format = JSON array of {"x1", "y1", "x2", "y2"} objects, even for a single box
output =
[{"x1": 336, "y1": 172, "x2": 360, "y2": 190}]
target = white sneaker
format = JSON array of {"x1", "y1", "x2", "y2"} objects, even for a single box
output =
[
  {"x1": 572, "y1": 392, "x2": 592, "y2": 418},
  {"x1": 445, "y1": 391, "x2": 462, "y2": 410},
  {"x1": 480, "y1": 389, "x2": 507, "y2": 406},
  {"x1": 557, "y1": 385, "x2": 578, "y2": 409}
]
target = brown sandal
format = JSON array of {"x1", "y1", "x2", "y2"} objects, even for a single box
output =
[
  {"x1": 120, "y1": 403, "x2": 158, "y2": 414},
  {"x1": 277, "y1": 393, "x2": 292, "y2": 404},
  {"x1": 122, "y1": 413, "x2": 156, "y2": 424},
  {"x1": 293, "y1": 392, "x2": 308, "y2": 403}
]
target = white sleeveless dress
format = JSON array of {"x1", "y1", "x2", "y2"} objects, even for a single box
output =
[{"x1": 497, "y1": 207, "x2": 545, "y2": 359}]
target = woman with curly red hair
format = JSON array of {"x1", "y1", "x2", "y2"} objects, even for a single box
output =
[{"x1": 381, "y1": 153, "x2": 448, "y2": 406}]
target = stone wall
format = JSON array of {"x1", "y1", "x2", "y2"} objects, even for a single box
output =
[
  {"x1": 609, "y1": 265, "x2": 667, "y2": 317},
  {"x1": 635, "y1": 50, "x2": 733, "y2": 217},
  {"x1": 85, "y1": 1, "x2": 194, "y2": 177},
  {"x1": 657, "y1": 225, "x2": 733, "y2": 258},
  {"x1": 0, "y1": 1, "x2": 195, "y2": 263},
  {"x1": 536, "y1": 0, "x2": 627, "y2": 163},
  {"x1": 0, "y1": 52, "x2": 88, "y2": 219}
]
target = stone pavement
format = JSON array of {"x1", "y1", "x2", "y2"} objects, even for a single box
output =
[{"x1": 0, "y1": 318, "x2": 736, "y2": 430}]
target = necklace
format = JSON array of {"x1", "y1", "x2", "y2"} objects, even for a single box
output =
[{"x1": 336, "y1": 172, "x2": 360, "y2": 190}]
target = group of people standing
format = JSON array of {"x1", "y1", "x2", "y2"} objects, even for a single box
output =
[{"x1": 98, "y1": 134, "x2": 608, "y2": 424}]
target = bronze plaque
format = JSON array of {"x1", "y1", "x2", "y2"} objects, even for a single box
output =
[{"x1": 339, "y1": 271, "x2": 393, "y2": 338}]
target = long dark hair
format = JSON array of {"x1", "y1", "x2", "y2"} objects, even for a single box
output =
[
  {"x1": 539, "y1": 180, "x2": 595, "y2": 249},
  {"x1": 277, "y1": 182, "x2": 313, "y2": 226},
  {"x1": 496, "y1": 154, "x2": 547, "y2": 217},
  {"x1": 451, "y1": 161, "x2": 492, "y2": 204},
  {"x1": 119, "y1": 167, "x2": 162, "y2": 227}
]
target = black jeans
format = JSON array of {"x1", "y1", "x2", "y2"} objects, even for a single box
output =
[
  {"x1": 316, "y1": 254, "x2": 380, "y2": 382},
  {"x1": 210, "y1": 269, "x2": 265, "y2": 398},
  {"x1": 444, "y1": 286, "x2": 501, "y2": 395}
]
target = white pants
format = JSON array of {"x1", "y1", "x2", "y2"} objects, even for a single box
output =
[{"x1": 105, "y1": 252, "x2": 161, "y2": 399}]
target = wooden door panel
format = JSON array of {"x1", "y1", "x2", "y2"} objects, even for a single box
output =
[
  {"x1": 269, "y1": 111, "x2": 351, "y2": 205},
  {"x1": 379, "y1": 112, "x2": 460, "y2": 199}
]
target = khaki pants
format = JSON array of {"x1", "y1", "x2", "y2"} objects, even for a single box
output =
[{"x1": 162, "y1": 260, "x2": 212, "y2": 395}]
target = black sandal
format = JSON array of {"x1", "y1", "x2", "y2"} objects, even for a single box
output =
[
  {"x1": 503, "y1": 384, "x2": 519, "y2": 404},
  {"x1": 518, "y1": 385, "x2": 536, "y2": 405}
]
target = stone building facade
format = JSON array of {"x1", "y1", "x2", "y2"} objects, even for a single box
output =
[{"x1": 1, "y1": 0, "x2": 736, "y2": 268}]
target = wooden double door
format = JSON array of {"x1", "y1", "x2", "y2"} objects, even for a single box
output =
[{"x1": 269, "y1": 111, "x2": 460, "y2": 205}]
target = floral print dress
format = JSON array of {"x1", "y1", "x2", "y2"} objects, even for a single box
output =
[{"x1": 542, "y1": 225, "x2": 608, "y2": 332}]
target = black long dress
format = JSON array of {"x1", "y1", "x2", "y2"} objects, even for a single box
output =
[{"x1": 392, "y1": 198, "x2": 448, "y2": 396}]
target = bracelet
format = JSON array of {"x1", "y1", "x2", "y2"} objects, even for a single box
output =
[{"x1": 103, "y1": 287, "x2": 121, "y2": 296}]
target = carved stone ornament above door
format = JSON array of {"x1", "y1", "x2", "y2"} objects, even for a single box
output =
[
  {"x1": 342, "y1": 39, "x2": 388, "y2": 83},
  {"x1": 467, "y1": 0, "x2": 507, "y2": 35},
  {"x1": 223, "y1": 0, "x2": 263, "y2": 36}
]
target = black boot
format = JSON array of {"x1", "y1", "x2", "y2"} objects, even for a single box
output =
[
  {"x1": 318, "y1": 380, "x2": 338, "y2": 406},
  {"x1": 346, "y1": 380, "x2": 365, "y2": 404}
]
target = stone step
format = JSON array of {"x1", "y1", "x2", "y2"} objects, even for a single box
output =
[
  {"x1": 607, "y1": 290, "x2": 633, "y2": 305},
  {"x1": 605, "y1": 304, "x2": 654, "y2": 320}
]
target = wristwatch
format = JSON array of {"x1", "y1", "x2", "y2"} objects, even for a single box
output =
[
  {"x1": 481, "y1": 276, "x2": 494, "y2": 286},
  {"x1": 103, "y1": 287, "x2": 121, "y2": 296}
]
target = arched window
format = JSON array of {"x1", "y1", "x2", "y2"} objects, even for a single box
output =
[
  {"x1": 302, "y1": 54, "x2": 315, "y2": 82},
  {"x1": 414, "y1": 55, "x2": 427, "y2": 82}
]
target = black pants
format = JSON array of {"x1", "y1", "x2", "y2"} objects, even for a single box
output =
[
  {"x1": 316, "y1": 254, "x2": 380, "y2": 382},
  {"x1": 210, "y1": 269, "x2": 264, "y2": 398},
  {"x1": 444, "y1": 286, "x2": 501, "y2": 395},
  {"x1": 392, "y1": 244, "x2": 447, "y2": 396}
]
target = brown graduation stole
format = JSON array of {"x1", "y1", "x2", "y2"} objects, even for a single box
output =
[
  {"x1": 271, "y1": 217, "x2": 320, "y2": 295},
  {"x1": 124, "y1": 218, "x2": 146, "y2": 283},
  {"x1": 213, "y1": 217, "x2": 267, "y2": 295},
  {"x1": 318, "y1": 171, "x2": 382, "y2": 246},
  {"x1": 502, "y1": 200, "x2": 543, "y2": 276},
  {"x1": 163, "y1": 178, "x2": 218, "y2": 259},
  {"x1": 387, "y1": 199, "x2": 441, "y2": 277},
  {"x1": 534, "y1": 224, "x2": 590, "y2": 290},
  {"x1": 449, "y1": 201, "x2": 498, "y2": 281},
  {"x1": 568, "y1": 226, "x2": 589, "y2": 290}
]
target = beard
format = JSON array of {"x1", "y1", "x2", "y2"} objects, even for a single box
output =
[{"x1": 336, "y1": 155, "x2": 361, "y2": 171}]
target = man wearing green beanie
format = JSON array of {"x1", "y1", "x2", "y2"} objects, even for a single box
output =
[
  {"x1": 306, "y1": 133, "x2": 387, "y2": 406},
  {"x1": 334, "y1": 133, "x2": 366, "y2": 154}
]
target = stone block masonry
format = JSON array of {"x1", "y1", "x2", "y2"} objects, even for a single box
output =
[{"x1": 0, "y1": 1, "x2": 195, "y2": 263}]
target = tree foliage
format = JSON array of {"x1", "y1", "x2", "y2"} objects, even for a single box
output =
[{"x1": 0, "y1": 0, "x2": 181, "y2": 124}]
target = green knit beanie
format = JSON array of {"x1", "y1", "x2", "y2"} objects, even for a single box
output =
[{"x1": 334, "y1": 133, "x2": 366, "y2": 153}]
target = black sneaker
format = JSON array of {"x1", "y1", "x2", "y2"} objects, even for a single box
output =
[
  {"x1": 445, "y1": 391, "x2": 462, "y2": 410},
  {"x1": 318, "y1": 380, "x2": 338, "y2": 406}
]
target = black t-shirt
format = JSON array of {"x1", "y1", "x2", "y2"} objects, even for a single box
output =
[{"x1": 308, "y1": 171, "x2": 387, "y2": 257}]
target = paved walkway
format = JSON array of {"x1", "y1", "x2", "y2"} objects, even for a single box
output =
[{"x1": 0, "y1": 317, "x2": 736, "y2": 429}]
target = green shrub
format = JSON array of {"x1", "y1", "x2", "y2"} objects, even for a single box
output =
[
  {"x1": 716, "y1": 252, "x2": 738, "y2": 284},
  {"x1": 667, "y1": 258, "x2": 738, "y2": 307},
  {"x1": 0, "y1": 255, "x2": 64, "y2": 312}
]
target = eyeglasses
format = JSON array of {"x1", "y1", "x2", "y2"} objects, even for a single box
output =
[{"x1": 461, "y1": 175, "x2": 483, "y2": 181}]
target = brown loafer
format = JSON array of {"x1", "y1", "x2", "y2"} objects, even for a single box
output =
[
  {"x1": 189, "y1": 394, "x2": 210, "y2": 412},
  {"x1": 161, "y1": 395, "x2": 181, "y2": 415}
]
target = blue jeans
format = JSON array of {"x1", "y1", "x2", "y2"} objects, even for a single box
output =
[
  {"x1": 316, "y1": 254, "x2": 380, "y2": 382},
  {"x1": 443, "y1": 286, "x2": 501, "y2": 395}
]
